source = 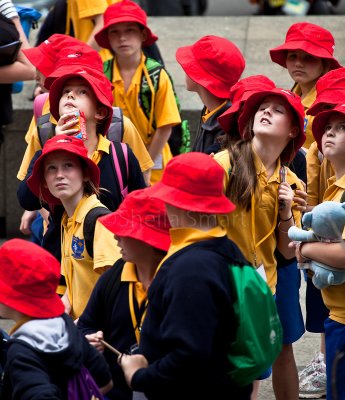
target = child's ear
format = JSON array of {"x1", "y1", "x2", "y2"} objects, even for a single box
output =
[
  {"x1": 141, "y1": 28, "x2": 148, "y2": 44},
  {"x1": 95, "y1": 106, "x2": 108, "y2": 122},
  {"x1": 289, "y1": 126, "x2": 299, "y2": 139}
]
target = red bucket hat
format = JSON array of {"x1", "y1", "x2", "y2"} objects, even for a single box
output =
[
  {"x1": 147, "y1": 152, "x2": 236, "y2": 214},
  {"x1": 0, "y1": 239, "x2": 64, "y2": 318},
  {"x1": 95, "y1": 0, "x2": 158, "y2": 50},
  {"x1": 47, "y1": 67, "x2": 114, "y2": 134},
  {"x1": 218, "y1": 75, "x2": 276, "y2": 133},
  {"x1": 176, "y1": 35, "x2": 245, "y2": 99},
  {"x1": 99, "y1": 188, "x2": 171, "y2": 251},
  {"x1": 238, "y1": 88, "x2": 306, "y2": 162},
  {"x1": 44, "y1": 45, "x2": 105, "y2": 89},
  {"x1": 22, "y1": 34, "x2": 85, "y2": 76},
  {"x1": 312, "y1": 103, "x2": 345, "y2": 152},
  {"x1": 27, "y1": 135, "x2": 100, "y2": 205},
  {"x1": 269, "y1": 22, "x2": 341, "y2": 70},
  {"x1": 308, "y1": 68, "x2": 345, "y2": 116}
]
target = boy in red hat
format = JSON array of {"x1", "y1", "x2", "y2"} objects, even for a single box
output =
[
  {"x1": 175, "y1": 35, "x2": 245, "y2": 154},
  {"x1": 118, "y1": 152, "x2": 254, "y2": 399},
  {"x1": 27, "y1": 135, "x2": 120, "y2": 319},
  {"x1": 77, "y1": 188, "x2": 171, "y2": 400},
  {"x1": 95, "y1": 0, "x2": 181, "y2": 185},
  {"x1": 293, "y1": 104, "x2": 345, "y2": 400},
  {"x1": 0, "y1": 238, "x2": 113, "y2": 398}
]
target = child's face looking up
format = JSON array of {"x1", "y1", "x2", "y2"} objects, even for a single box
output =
[
  {"x1": 322, "y1": 114, "x2": 345, "y2": 160},
  {"x1": 59, "y1": 78, "x2": 99, "y2": 122},
  {"x1": 107, "y1": 22, "x2": 147, "y2": 57}
]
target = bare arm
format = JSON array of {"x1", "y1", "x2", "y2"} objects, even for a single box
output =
[
  {"x1": 86, "y1": 13, "x2": 103, "y2": 51},
  {"x1": 148, "y1": 125, "x2": 172, "y2": 164},
  {"x1": 297, "y1": 241, "x2": 345, "y2": 269}
]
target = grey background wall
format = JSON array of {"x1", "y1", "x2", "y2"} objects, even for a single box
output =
[{"x1": 2, "y1": 15, "x2": 345, "y2": 236}]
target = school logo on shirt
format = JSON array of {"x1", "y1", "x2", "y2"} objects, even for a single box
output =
[{"x1": 72, "y1": 236, "x2": 85, "y2": 259}]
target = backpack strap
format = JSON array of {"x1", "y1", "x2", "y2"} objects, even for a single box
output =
[
  {"x1": 110, "y1": 141, "x2": 129, "y2": 199},
  {"x1": 107, "y1": 106, "x2": 124, "y2": 142},
  {"x1": 37, "y1": 113, "x2": 55, "y2": 147},
  {"x1": 104, "y1": 259, "x2": 124, "y2": 335},
  {"x1": 103, "y1": 58, "x2": 114, "y2": 81},
  {"x1": 84, "y1": 206, "x2": 112, "y2": 258},
  {"x1": 33, "y1": 92, "x2": 49, "y2": 122}
]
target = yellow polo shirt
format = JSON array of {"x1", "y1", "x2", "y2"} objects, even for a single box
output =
[
  {"x1": 321, "y1": 175, "x2": 345, "y2": 324},
  {"x1": 61, "y1": 194, "x2": 119, "y2": 319},
  {"x1": 292, "y1": 84, "x2": 316, "y2": 149},
  {"x1": 66, "y1": 0, "x2": 119, "y2": 61},
  {"x1": 17, "y1": 99, "x2": 153, "y2": 180},
  {"x1": 306, "y1": 141, "x2": 335, "y2": 207},
  {"x1": 110, "y1": 53, "x2": 181, "y2": 183},
  {"x1": 214, "y1": 149, "x2": 303, "y2": 294}
]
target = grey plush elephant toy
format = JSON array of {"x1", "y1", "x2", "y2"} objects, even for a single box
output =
[{"x1": 288, "y1": 201, "x2": 345, "y2": 290}]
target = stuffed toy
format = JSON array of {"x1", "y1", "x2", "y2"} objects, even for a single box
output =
[{"x1": 288, "y1": 201, "x2": 345, "y2": 290}]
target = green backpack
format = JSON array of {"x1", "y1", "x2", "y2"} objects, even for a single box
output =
[
  {"x1": 227, "y1": 264, "x2": 282, "y2": 386},
  {"x1": 104, "y1": 57, "x2": 191, "y2": 156}
]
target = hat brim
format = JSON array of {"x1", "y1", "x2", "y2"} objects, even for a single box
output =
[
  {"x1": 0, "y1": 278, "x2": 64, "y2": 318},
  {"x1": 95, "y1": 16, "x2": 158, "y2": 50},
  {"x1": 269, "y1": 41, "x2": 342, "y2": 70},
  {"x1": 176, "y1": 46, "x2": 230, "y2": 99},
  {"x1": 100, "y1": 212, "x2": 171, "y2": 252},
  {"x1": 307, "y1": 92, "x2": 345, "y2": 116},
  {"x1": 217, "y1": 100, "x2": 242, "y2": 133},
  {"x1": 48, "y1": 71, "x2": 113, "y2": 135},
  {"x1": 238, "y1": 89, "x2": 306, "y2": 162},
  {"x1": 27, "y1": 148, "x2": 100, "y2": 205},
  {"x1": 147, "y1": 181, "x2": 235, "y2": 215},
  {"x1": 23, "y1": 47, "x2": 53, "y2": 76}
]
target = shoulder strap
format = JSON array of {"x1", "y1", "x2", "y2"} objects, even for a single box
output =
[
  {"x1": 110, "y1": 141, "x2": 129, "y2": 199},
  {"x1": 33, "y1": 92, "x2": 49, "y2": 122},
  {"x1": 104, "y1": 259, "x2": 124, "y2": 331},
  {"x1": 107, "y1": 107, "x2": 124, "y2": 142},
  {"x1": 37, "y1": 113, "x2": 55, "y2": 147},
  {"x1": 103, "y1": 58, "x2": 114, "y2": 82},
  {"x1": 84, "y1": 206, "x2": 112, "y2": 258}
]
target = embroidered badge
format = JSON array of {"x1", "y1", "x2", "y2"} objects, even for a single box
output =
[{"x1": 72, "y1": 236, "x2": 85, "y2": 259}]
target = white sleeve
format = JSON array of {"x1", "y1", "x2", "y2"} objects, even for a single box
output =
[{"x1": 0, "y1": 0, "x2": 18, "y2": 19}]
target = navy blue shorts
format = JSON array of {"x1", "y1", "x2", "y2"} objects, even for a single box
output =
[
  {"x1": 324, "y1": 318, "x2": 345, "y2": 399},
  {"x1": 275, "y1": 260, "x2": 305, "y2": 344},
  {"x1": 305, "y1": 275, "x2": 329, "y2": 333}
]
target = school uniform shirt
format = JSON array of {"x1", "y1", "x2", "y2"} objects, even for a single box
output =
[
  {"x1": 66, "y1": 0, "x2": 119, "y2": 61},
  {"x1": 292, "y1": 84, "x2": 316, "y2": 149},
  {"x1": 17, "y1": 100, "x2": 153, "y2": 180},
  {"x1": 61, "y1": 194, "x2": 119, "y2": 319},
  {"x1": 306, "y1": 140, "x2": 335, "y2": 207},
  {"x1": 131, "y1": 226, "x2": 252, "y2": 400},
  {"x1": 78, "y1": 259, "x2": 148, "y2": 400},
  {"x1": 110, "y1": 53, "x2": 181, "y2": 183},
  {"x1": 214, "y1": 149, "x2": 303, "y2": 294},
  {"x1": 192, "y1": 101, "x2": 230, "y2": 154},
  {"x1": 320, "y1": 175, "x2": 345, "y2": 325},
  {"x1": 2, "y1": 313, "x2": 111, "y2": 399}
]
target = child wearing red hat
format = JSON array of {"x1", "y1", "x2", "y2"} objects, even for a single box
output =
[
  {"x1": 175, "y1": 35, "x2": 245, "y2": 154},
  {"x1": 214, "y1": 87, "x2": 308, "y2": 399},
  {"x1": 77, "y1": 188, "x2": 171, "y2": 400},
  {"x1": 117, "y1": 152, "x2": 255, "y2": 400},
  {"x1": 27, "y1": 135, "x2": 120, "y2": 319},
  {"x1": 293, "y1": 104, "x2": 345, "y2": 400},
  {"x1": 270, "y1": 22, "x2": 341, "y2": 150},
  {"x1": 95, "y1": 0, "x2": 181, "y2": 185},
  {"x1": 0, "y1": 238, "x2": 113, "y2": 398}
]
